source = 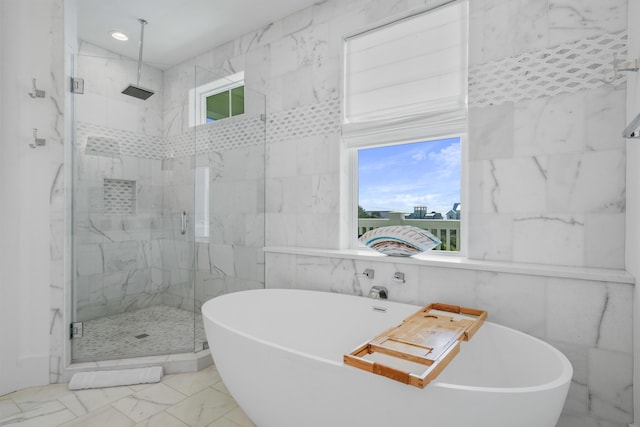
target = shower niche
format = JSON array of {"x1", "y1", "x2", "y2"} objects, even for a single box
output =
[{"x1": 70, "y1": 48, "x2": 266, "y2": 362}]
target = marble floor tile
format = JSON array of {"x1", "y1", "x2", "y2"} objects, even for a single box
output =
[
  {"x1": 213, "y1": 406, "x2": 256, "y2": 427},
  {"x1": 166, "y1": 387, "x2": 237, "y2": 426},
  {"x1": 0, "y1": 400, "x2": 21, "y2": 420},
  {"x1": 0, "y1": 366, "x2": 255, "y2": 427},
  {"x1": 112, "y1": 383, "x2": 186, "y2": 423},
  {"x1": 162, "y1": 366, "x2": 221, "y2": 396},
  {"x1": 59, "y1": 406, "x2": 134, "y2": 427},
  {"x1": 132, "y1": 411, "x2": 189, "y2": 427},
  {"x1": 0, "y1": 401, "x2": 75, "y2": 427}
]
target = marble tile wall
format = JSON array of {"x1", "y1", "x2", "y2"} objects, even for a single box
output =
[
  {"x1": 467, "y1": 0, "x2": 628, "y2": 269},
  {"x1": 42, "y1": 1, "x2": 634, "y2": 426},
  {"x1": 156, "y1": 136, "x2": 266, "y2": 313},
  {"x1": 71, "y1": 42, "x2": 166, "y2": 323},
  {"x1": 186, "y1": 0, "x2": 631, "y2": 426},
  {"x1": 73, "y1": 42, "x2": 268, "y2": 321}
]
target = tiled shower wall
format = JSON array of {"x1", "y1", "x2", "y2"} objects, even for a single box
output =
[
  {"x1": 158, "y1": 1, "x2": 631, "y2": 426},
  {"x1": 72, "y1": 42, "x2": 266, "y2": 322},
  {"x1": 72, "y1": 43, "x2": 165, "y2": 322}
]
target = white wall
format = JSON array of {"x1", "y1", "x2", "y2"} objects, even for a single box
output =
[
  {"x1": 627, "y1": 0, "x2": 640, "y2": 424},
  {"x1": 0, "y1": 0, "x2": 65, "y2": 395}
]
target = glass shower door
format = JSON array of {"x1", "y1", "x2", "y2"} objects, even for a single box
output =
[
  {"x1": 70, "y1": 52, "x2": 195, "y2": 362},
  {"x1": 192, "y1": 66, "x2": 267, "y2": 352}
]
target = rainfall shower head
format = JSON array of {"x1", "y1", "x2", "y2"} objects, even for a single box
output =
[
  {"x1": 122, "y1": 84, "x2": 154, "y2": 100},
  {"x1": 122, "y1": 18, "x2": 154, "y2": 100}
]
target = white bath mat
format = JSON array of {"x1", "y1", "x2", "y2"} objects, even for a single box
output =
[{"x1": 68, "y1": 366, "x2": 163, "y2": 390}]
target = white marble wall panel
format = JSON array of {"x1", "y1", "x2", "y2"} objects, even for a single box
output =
[
  {"x1": 513, "y1": 92, "x2": 588, "y2": 157},
  {"x1": 548, "y1": 0, "x2": 628, "y2": 46},
  {"x1": 76, "y1": 42, "x2": 164, "y2": 138}
]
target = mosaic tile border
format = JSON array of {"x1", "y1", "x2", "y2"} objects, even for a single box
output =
[
  {"x1": 77, "y1": 122, "x2": 163, "y2": 160},
  {"x1": 469, "y1": 31, "x2": 628, "y2": 108},
  {"x1": 267, "y1": 98, "x2": 341, "y2": 144},
  {"x1": 163, "y1": 114, "x2": 266, "y2": 159}
]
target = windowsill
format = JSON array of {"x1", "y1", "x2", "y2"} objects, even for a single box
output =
[{"x1": 264, "y1": 246, "x2": 635, "y2": 284}]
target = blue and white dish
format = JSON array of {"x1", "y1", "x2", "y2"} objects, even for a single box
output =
[{"x1": 359, "y1": 225, "x2": 441, "y2": 256}]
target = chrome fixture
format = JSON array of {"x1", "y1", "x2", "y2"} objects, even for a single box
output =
[
  {"x1": 71, "y1": 77, "x2": 84, "y2": 94},
  {"x1": 29, "y1": 128, "x2": 46, "y2": 149},
  {"x1": 615, "y1": 57, "x2": 640, "y2": 74},
  {"x1": 180, "y1": 211, "x2": 188, "y2": 235},
  {"x1": 355, "y1": 268, "x2": 374, "y2": 279},
  {"x1": 28, "y1": 78, "x2": 45, "y2": 98},
  {"x1": 121, "y1": 18, "x2": 154, "y2": 100},
  {"x1": 393, "y1": 272, "x2": 405, "y2": 283},
  {"x1": 368, "y1": 286, "x2": 388, "y2": 299},
  {"x1": 623, "y1": 112, "x2": 640, "y2": 139}
]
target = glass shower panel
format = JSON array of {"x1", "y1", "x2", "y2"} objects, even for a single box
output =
[
  {"x1": 70, "y1": 53, "x2": 195, "y2": 362},
  {"x1": 192, "y1": 66, "x2": 266, "y2": 352}
]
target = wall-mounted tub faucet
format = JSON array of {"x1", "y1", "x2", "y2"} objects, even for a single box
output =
[
  {"x1": 355, "y1": 268, "x2": 374, "y2": 279},
  {"x1": 368, "y1": 286, "x2": 388, "y2": 299}
]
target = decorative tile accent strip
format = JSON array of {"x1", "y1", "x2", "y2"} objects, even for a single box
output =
[
  {"x1": 469, "y1": 31, "x2": 627, "y2": 108},
  {"x1": 163, "y1": 113, "x2": 265, "y2": 159},
  {"x1": 267, "y1": 98, "x2": 341, "y2": 143},
  {"x1": 85, "y1": 136, "x2": 120, "y2": 157},
  {"x1": 104, "y1": 179, "x2": 136, "y2": 214},
  {"x1": 78, "y1": 98, "x2": 340, "y2": 161},
  {"x1": 77, "y1": 122, "x2": 163, "y2": 160}
]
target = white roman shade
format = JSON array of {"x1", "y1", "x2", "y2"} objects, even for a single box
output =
[{"x1": 342, "y1": 0, "x2": 468, "y2": 147}]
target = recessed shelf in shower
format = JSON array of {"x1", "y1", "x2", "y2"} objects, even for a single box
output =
[{"x1": 104, "y1": 178, "x2": 136, "y2": 214}]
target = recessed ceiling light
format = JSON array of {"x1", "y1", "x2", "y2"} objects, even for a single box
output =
[{"x1": 109, "y1": 31, "x2": 128, "y2": 41}]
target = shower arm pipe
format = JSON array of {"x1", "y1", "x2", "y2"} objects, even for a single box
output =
[{"x1": 136, "y1": 19, "x2": 147, "y2": 85}]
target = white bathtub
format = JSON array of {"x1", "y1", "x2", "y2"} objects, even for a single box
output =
[{"x1": 202, "y1": 289, "x2": 572, "y2": 427}]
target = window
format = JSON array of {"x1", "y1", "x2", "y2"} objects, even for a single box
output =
[
  {"x1": 343, "y1": 1, "x2": 468, "y2": 253},
  {"x1": 357, "y1": 138, "x2": 461, "y2": 251},
  {"x1": 189, "y1": 71, "x2": 245, "y2": 126}
]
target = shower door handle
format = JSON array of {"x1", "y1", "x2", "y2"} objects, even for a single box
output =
[{"x1": 181, "y1": 211, "x2": 188, "y2": 235}]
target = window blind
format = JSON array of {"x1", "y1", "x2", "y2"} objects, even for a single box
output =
[{"x1": 342, "y1": 1, "x2": 468, "y2": 147}]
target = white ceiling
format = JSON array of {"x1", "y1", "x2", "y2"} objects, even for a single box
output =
[{"x1": 77, "y1": 0, "x2": 320, "y2": 69}]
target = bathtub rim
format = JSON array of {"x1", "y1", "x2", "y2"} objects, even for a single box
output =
[{"x1": 202, "y1": 288, "x2": 573, "y2": 394}]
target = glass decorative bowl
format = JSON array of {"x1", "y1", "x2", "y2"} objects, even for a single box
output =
[{"x1": 359, "y1": 225, "x2": 441, "y2": 257}]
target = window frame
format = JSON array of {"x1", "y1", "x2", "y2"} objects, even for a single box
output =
[
  {"x1": 347, "y1": 132, "x2": 468, "y2": 256},
  {"x1": 189, "y1": 71, "x2": 245, "y2": 127},
  {"x1": 341, "y1": 1, "x2": 469, "y2": 256}
]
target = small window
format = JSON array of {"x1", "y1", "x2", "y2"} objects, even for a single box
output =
[{"x1": 189, "y1": 71, "x2": 245, "y2": 126}]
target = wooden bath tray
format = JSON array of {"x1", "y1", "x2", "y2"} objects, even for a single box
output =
[{"x1": 344, "y1": 303, "x2": 487, "y2": 388}]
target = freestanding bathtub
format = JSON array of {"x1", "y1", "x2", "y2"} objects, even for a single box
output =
[{"x1": 202, "y1": 289, "x2": 572, "y2": 427}]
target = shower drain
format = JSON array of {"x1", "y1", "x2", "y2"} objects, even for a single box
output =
[{"x1": 134, "y1": 333, "x2": 149, "y2": 339}]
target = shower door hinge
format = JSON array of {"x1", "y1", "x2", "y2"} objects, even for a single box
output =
[
  {"x1": 70, "y1": 322, "x2": 83, "y2": 339},
  {"x1": 70, "y1": 77, "x2": 84, "y2": 94}
]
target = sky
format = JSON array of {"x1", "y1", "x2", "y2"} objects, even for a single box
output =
[{"x1": 358, "y1": 137, "x2": 461, "y2": 215}]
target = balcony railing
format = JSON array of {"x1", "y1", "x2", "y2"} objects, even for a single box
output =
[{"x1": 358, "y1": 212, "x2": 460, "y2": 251}]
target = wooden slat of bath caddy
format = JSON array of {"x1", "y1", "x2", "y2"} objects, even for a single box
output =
[{"x1": 344, "y1": 302, "x2": 487, "y2": 388}]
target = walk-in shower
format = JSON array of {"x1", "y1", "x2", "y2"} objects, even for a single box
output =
[{"x1": 70, "y1": 47, "x2": 266, "y2": 363}]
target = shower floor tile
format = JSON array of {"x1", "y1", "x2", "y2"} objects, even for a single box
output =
[{"x1": 72, "y1": 305, "x2": 207, "y2": 362}]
